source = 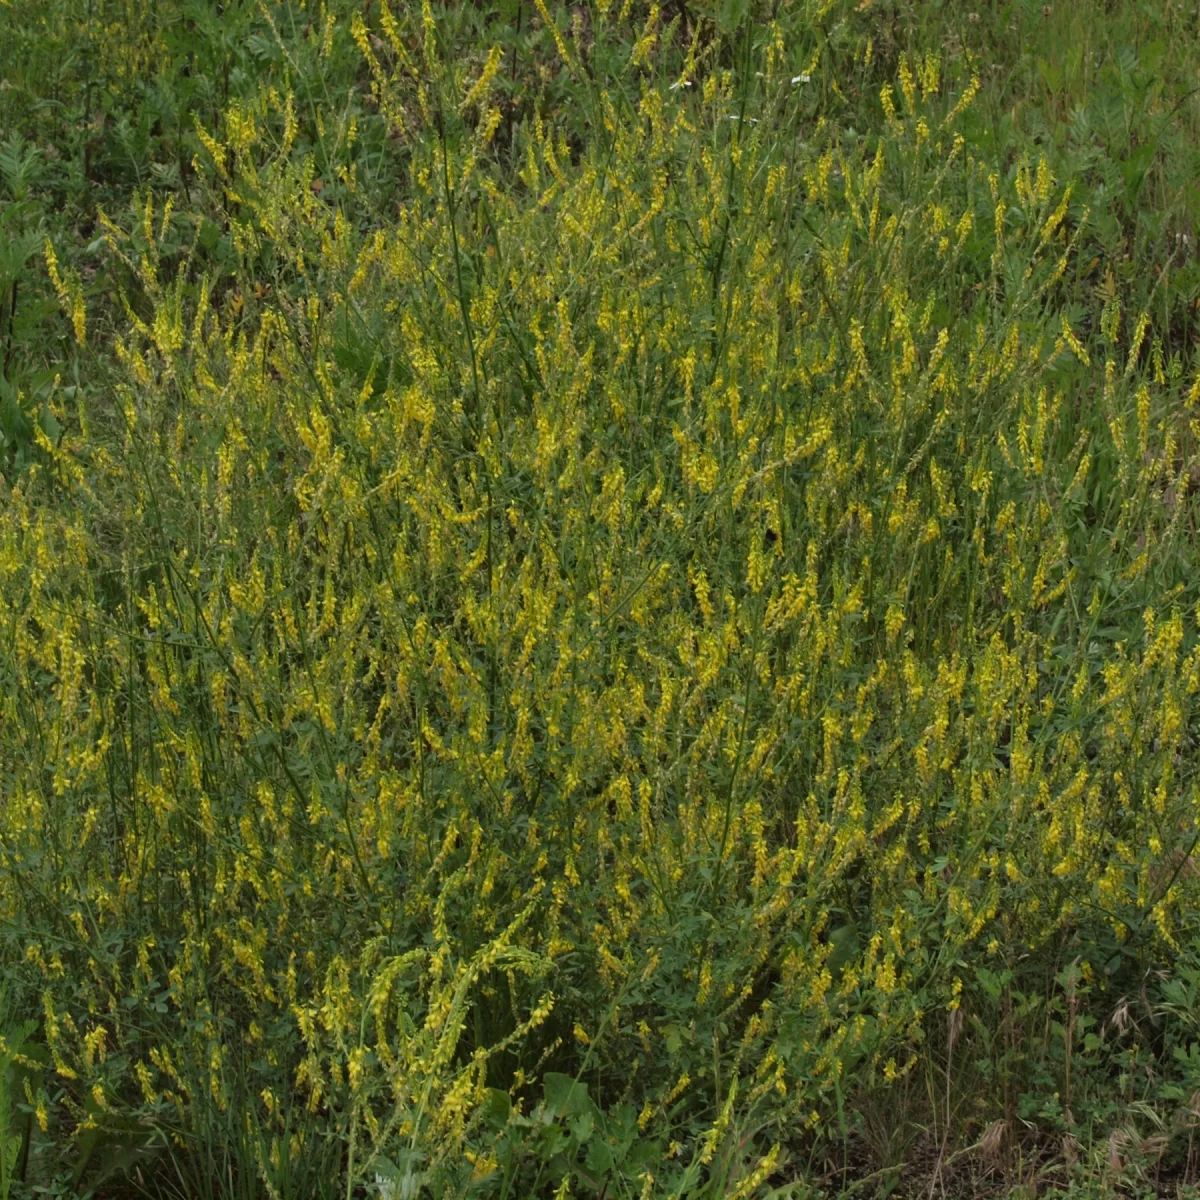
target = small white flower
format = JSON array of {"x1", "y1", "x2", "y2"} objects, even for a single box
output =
[
  {"x1": 792, "y1": 74, "x2": 812, "y2": 84},
  {"x1": 668, "y1": 80, "x2": 692, "y2": 91}
]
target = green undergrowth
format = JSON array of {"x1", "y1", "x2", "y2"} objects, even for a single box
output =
[{"x1": 2, "y1": 1, "x2": 1200, "y2": 1197}]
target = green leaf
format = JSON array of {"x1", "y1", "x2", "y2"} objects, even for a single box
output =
[
  {"x1": 481, "y1": 1087, "x2": 511, "y2": 1129},
  {"x1": 543, "y1": 1073, "x2": 592, "y2": 1119},
  {"x1": 827, "y1": 921, "x2": 860, "y2": 976}
]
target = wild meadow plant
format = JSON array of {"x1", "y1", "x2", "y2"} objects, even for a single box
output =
[{"x1": 2, "y1": 1, "x2": 1200, "y2": 1195}]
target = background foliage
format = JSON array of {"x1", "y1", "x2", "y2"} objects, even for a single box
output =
[{"x1": 3, "y1": 0, "x2": 1200, "y2": 1196}]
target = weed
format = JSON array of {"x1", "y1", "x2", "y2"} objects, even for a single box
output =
[{"x1": 2, "y1": 2, "x2": 1200, "y2": 1197}]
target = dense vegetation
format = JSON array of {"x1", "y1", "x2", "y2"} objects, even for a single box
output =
[{"x1": 3, "y1": 0, "x2": 1200, "y2": 1196}]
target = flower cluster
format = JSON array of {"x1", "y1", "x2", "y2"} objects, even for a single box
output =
[{"x1": 2, "y1": 5, "x2": 1199, "y2": 1196}]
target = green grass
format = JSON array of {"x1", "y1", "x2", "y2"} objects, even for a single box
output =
[{"x1": 2, "y1": 1, "x2": 1200, "y2": 1197}]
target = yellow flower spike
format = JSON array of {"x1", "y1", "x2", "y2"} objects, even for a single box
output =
[
  {"x1": 534, "y1": 0, "x2": 574, "y2": 67},
  {"x1": 44, "y1": 239, "x2": 86, "y2": 346},
  {"x1": 898, "y1": 54, "x2": 917, "y2": 114},
  {"x1": 460, "y1": 44, "x2": 504, "y2": 113},
  {"x1": 920, "y1": 51, "x2": 940, "y2": 98}
]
